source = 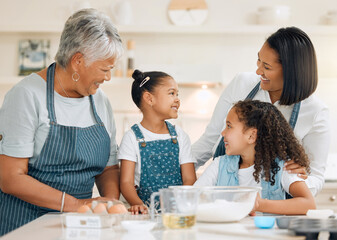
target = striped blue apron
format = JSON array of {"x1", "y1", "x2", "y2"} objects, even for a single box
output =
[
  {"x1": 131, "y1": 122, "x2": 183, "y2": 206},
  {"x1": 213, "y1": 82, "x2": 301, "y2": 158},
  {"x1": 0, "y1": 63, "x2": 110, "y2": 236}
]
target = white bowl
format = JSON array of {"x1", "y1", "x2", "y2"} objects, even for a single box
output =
[
  {"x1": 196, "y1": 186, "x2": 260, "y2": 222},
  {"x1": 121, "y1": 220, "x2": 156, "y2": 232},
  {"x1": 257, "y1": 6, "x2": 291, "y2": 25}
]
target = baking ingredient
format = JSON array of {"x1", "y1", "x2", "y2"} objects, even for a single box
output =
[
  {"x1": 77, "y1": 204, "x2": 92, "y2": 213},
  {"x1": 162, "y1": 213, "x2": 196, "y2": 229},
  {"x1": 196, "y1": 199, "x2": 254, "y2": 222},
  {"x1": 93, "y1": 203, "x2": 108, "y2": 214},
  {"x1": 108, "y1": 203, "x2": 128, "y2": 214}
]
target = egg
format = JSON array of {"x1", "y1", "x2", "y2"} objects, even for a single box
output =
[
  {"x1": 91, "y1": 201, "x2": 98, "y2": 210},
  {"x1": 93, "y1": 203, "x2": 108, "y2": 214},
  {"x1": 107, "y1": 201, "x2": 113, "y2": 209},
  {"x1": 77, "y1": 205, "x2": 92, "y2": 213},
  {"x1": 108, "y1": 204, "x2": 128, "y2": 214}
]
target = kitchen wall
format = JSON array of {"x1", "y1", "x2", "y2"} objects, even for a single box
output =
[{"x1": 0, "y1": 0, "x2": 337, "y2": 173}]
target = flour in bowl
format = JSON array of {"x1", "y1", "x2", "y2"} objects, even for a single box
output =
[{"x1": 196, "y1": 199, "x2": 254, "y2": 222}]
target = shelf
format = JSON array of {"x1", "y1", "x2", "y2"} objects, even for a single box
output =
[
  {"x1": 1, "y1": 24, "x2": 337, "y2": 35},
  {"x1": 118, "y1": 25, "x2": 337, "y2": 35},
  {"x1": 0, "y1": 76, "x2": 221, "y2": 88}
]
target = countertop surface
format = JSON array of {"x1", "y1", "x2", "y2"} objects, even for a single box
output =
[{"x1": 1, "y1": 213, "x2": 307, "y2": 240}]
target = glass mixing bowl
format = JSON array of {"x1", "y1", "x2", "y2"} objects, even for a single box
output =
[{"x1": 196, "y1": 186, "x2": 260, "y2": 222}]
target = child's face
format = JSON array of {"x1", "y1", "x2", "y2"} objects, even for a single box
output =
[
  {"x1": 221, "y1": 108, "x2": 254, "y2": 156},
  {"x1": 152, "y1": 77, "x2": 180, "y2": 119}
]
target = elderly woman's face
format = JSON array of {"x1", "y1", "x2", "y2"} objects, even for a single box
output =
[
  {"x1": 78, "y1": 57, "x2": 115, "y2": 96},
  {"x1": 256, "y1": 42, "x2": 284, "y2": 102}
]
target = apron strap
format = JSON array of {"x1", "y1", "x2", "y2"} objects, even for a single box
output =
[
  {"x1": 46, "y1": 63, "x2": 57, "y2": 124},
  {"x1": 289, "y1": 102, "x2": 301, "y2": 130},
  {"x1": 165, "y1": 121, "x2": 178, "y2": 144},
  {"x1": 245, "y1": 82, "x2": 260, "y2": 100},
  {"x1": 89, "y1": 95, "x2": 105, "y2": 126},
  {"x1": 131, "y1": 124, "x2": 146, "y2": 147}
]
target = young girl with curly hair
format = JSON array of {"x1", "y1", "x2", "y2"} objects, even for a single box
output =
[{"x1": 195, "y1": 100, "x2": 315, "y2": 215}]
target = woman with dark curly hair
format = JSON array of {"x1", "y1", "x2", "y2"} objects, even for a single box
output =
[{"x1": 195, "y1": 100, "x2": 315, "y2": 215}]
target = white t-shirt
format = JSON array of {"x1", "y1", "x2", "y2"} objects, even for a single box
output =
[
  {"x1": 192, "y1": 72, "x2": 330, "y2": 196},
  {"x1": 0, "y1": 73, "x2": 118, "y2": 166},
  {"x1": 118, "y1": 123, "x2": 196, "y2": 186},
  {"x1": 194, "y1": 157, "x2": 305, "y2": 195}
]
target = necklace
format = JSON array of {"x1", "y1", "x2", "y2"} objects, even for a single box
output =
[{"x1": 55, "y1": 69, "x2": 70, "y2": 98}]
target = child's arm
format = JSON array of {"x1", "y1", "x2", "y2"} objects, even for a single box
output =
[
  {"x1": 120, "y1": 160, "x2": 147, "y2": 214},
  {"x1": 255, "y1": 181, "x2": 316, "y2": 215},
  {"x1": 181, "y1": 163, "x2": 196, "y2": 185}
]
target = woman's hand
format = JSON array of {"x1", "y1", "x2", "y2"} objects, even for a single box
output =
[
  {"x1": 249, "y1": 193, "x2": 261, "y2": 216},
  {"x1": 284, "y1": 160, "x2": 308, "y2": 180},
  {"x1": 128, "y1": 204, "x2": 148, "y2": 215}
]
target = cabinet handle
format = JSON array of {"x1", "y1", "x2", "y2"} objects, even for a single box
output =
[{"x1": 329, "y1": 195, "x2": 336, "y2": 202}]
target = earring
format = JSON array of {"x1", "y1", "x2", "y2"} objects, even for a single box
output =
[{"x1": 72, "y1": 72, "x2": 80, "y2": 82}]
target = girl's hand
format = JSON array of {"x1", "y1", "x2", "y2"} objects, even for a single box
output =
[
  {"x1": 284, "y1": 160, "x2": 308, "y2": 180},
  {"x1": 249, "y1": 193, "x2": 261, "y2": 216},
  {"x1": 128, "y1": 204, "x2": 148, "y2": 215}
]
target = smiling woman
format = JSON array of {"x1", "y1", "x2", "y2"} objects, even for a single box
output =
[
  {"x1": 0, "y1": 8, "x2": 123, "y2": 236},
  {"x1": 192, "y1": 27, "x2": 330, "y2": 199}
]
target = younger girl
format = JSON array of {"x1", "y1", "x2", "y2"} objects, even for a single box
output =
[
  {"x1": 119, "y1": 69, "x2": 196, "y2": 214},
  {"x1": 195, "y1": 100, "x2": 315, "y2": 215}
]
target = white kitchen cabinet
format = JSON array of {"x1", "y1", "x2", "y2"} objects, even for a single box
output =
[{"x1": 315, "y1": 182, "x2": 337, "y2": 212}]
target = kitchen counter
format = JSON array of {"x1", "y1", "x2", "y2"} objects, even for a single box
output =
[{"x1": 1, "y1": 213, "x2": 306, "y2": 240}]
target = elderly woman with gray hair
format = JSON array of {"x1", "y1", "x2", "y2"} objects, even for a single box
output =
[{"x1": 0, "y1": 9, "x2": 123, "y2": 235}]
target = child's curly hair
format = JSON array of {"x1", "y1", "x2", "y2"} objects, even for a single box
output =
[{"x1": 233, "y1": 100, "x2": 310, "y2": 185}]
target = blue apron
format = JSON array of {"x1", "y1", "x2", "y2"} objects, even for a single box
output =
[
  {"x1": 0, "y1": 63, "x2": 110, "y2": 236},
  {"x1": 213, "y1": 82, "x2": 301, "y2": 158},
  {"x1": 131, "y1": 121, "x2": 183, "y2": 206}
]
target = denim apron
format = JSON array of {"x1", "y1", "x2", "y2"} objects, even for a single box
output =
[
  {"x1": 217, "y1": 155, "x2": 285, "y2": 200},
  {"x1": 213, "y1": 82, "x2": 301, "y2": 158},
  {"x1": 131, "y1": 121, "x2": 183, "y2": 205},
  {"x1": 0, "y1": 63, "x2": 110, "y2": 236}
]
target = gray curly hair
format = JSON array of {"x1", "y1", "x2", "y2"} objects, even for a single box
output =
[{"x1": 55, "y1": 8, "x2": 123, "y2": 68}]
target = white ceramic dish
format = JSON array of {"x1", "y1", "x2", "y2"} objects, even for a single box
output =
[{"x1": 121, "y1": 220, "x2": 156, "y2": 232}]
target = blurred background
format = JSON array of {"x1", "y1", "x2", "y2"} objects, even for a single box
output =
[{"x1": 0, "y1": 0, "x2": 337, "y2": 180}]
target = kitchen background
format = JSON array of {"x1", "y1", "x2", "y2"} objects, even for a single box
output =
[{"x1": 0, "y1": 0, "x2": 337, "y2": 183}]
